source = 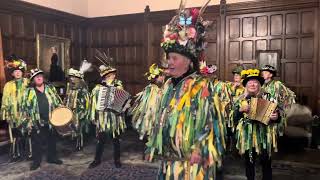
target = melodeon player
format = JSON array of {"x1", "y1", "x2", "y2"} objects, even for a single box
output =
[
  {"x1": 233, "y1": 69, "x2": 280, "y2": 180},
  {"x1": 89, "y1": 64, "x2": 128, "y2": 169}
]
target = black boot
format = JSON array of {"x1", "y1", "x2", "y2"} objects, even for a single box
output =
[
  {"x1": 113, "y1": 137, "x2": 121, "y2": 168},
  {"x1": 30, "y1": 162, "x2": 40, "y2": 171},
  {"x1": 88, "y1": 160, "x2": 101, "y2": 169},
  {"x1": 88, "y1": 133, "x2": 105, "y2": 169},
  {"x1": 47, "y1": 159, "x2": 63, "y2": 165}
]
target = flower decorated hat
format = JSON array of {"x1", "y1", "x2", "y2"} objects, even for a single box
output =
[
  {"x1": 145, "y1": 64, "x2": 163, "y2": 81},
  {"x1": 161, "y1": 0, "x2": 212, "y2": 65},
  {"x1": 260, "y1": 65, "x2": 277, "y2": 76},
  {"x1": 68, "y1": 60, "x2": 92, "y2": 79},
  {"x1": 241, "y1": 69, "x2": 264, "y2": 86},
  {"x1": 30, "y1": 68, "x2": 44, "y2": 80},
  {"x1": 199, "y1": 60, "x2": 217, "y2": 75},
  {"x1": 5, "y1": 55, "x2": 27, "y2": 72},
  {"x1": 232, "y1": 65, "x2": 244, "y2": 75},
  {"x1": 94, "y1": 49, "x2": 117, "y2": 77}
]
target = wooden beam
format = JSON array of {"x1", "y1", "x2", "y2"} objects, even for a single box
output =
[
  {"x1": 219, "y1": 0, "x2": 226, "y2": 80},
  {"x1": 0, "y1": 28, "x2": 6, "y2": 93}
]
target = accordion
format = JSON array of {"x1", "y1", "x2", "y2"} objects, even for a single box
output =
[
  {"x1": 96, "y1": 86, "x2": 131, "y2": 113},
  {"x1": 248, "y1": 98, "x2": 277, "y2": 125}
]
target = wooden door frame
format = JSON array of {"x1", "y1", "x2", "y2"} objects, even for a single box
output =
[{"x1": 0, "y1": 28, "x2": 6, "y2": 93}]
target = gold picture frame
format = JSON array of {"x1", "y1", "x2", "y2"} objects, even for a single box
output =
[{"x1": 36, "y1": 34, "x2": 71, "y2": 76}]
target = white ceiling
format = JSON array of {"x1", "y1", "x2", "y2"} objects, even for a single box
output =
[{"x1": 21, "y1": 0, "x2": 251, "y2": 17}]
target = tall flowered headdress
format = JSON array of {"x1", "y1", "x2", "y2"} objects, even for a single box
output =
[{"x1": 161, "y1": 0, "x2": 212, "y2": 67}]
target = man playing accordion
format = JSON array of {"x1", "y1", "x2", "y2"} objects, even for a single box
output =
[
  {"x1": 234, "y1": 69, "x2": 280, "y2": 180},
  {"x1": 89, "y1": 64, "x2": 127, "y2": 169}
]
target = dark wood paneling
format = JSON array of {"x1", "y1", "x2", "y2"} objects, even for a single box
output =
[
  {"x1": 243, "y1": 17, "x2": 254, "y2": 37},
  {"x1": 271, "y1": 14, "x2": 283, "y2": 35},
  {"x1": 0, "y1": 0, "x2": 85, "y2": 70},
  {"x1": 225, "y1": 3, "x2": 318, "y2": 112},
  {"x1": 285, "y1": 38, "x2": 298, "y2": 59},
  {"x1": 0, "y1": 0, "x2": 319, "y2": 113}
]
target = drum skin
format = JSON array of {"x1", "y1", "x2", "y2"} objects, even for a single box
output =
[{"x1": 50, "y1": 107, "x2": 74, "y2": 136}]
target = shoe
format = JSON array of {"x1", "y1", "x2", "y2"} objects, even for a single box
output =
[
  {"x1": 30, "y1": 163, "x2": 40, "y2": 171},
  {"x1": 88, "y1": 160, "x2": 101, "y2": 169},
  {"x1": 115, "y1": 161, "x2": 122, "y2": 168},
  {"x1": 75, "y1": 146, "x2": 83, "y2": 151},
  {"x1": 47, "y1": 159, "x2": 63, "y2": 165}
]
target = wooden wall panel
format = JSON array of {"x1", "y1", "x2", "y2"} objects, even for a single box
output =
[
  {"x1": 285, "y1": 38, "x2": 298, "y2": 59},
  {"x1": 256, "y1": 16, "x2": 268, "y2": 37},
  {"x1": 284, "y1": 63, "x2": 297, "y2": 84},
  {"x1": 0, "y1": 0, "x2": 86, "y2": 73},
  {"x1": 226, "y1": 4, "x2": 318, "y2": 112},
  {"x1": 0, "y1": 0, "x2": 318, "y2": 113},
  {"x1": 301, "y1": 11, "x2": 314, "y2": 34},
  {"x1": 84, "y1": 22, "x2": 146, "y2": 94},
  {"x1": 243, "y1": 17, "x2": 254, "y2": 37},
  {"x1": 301, "y1": 37, "x2": 314, "y2": 58},
  {"x1": 271, "y1": 14, "x2": 283, "y2": 35}
]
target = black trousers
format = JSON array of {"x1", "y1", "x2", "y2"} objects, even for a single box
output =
[
  {"x1": 244, "y1": 150, "x2": 272, "y2": 180},
  {"x1": 31, "y1": 126, "x2": 58, "y2": 165},
  {"x1": 94, "y1": 132, "x2": 120, "y2": 163},
  {"x1": 11, "y1": 128, "x2": 31, "y2": 159}
]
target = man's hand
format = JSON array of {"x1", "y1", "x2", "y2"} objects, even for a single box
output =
[
  {"x1": 239, "y1": 105, "x2": 250, "y2": 113},
  {"x1": 270, "y1": 111, "x2": 279, "y2": 121},
  {"x1": 233, "y1": 82, "x2": 240, "y2": 88},
  {"x1": 190, "y1": 149, "x2": 201, "y2": 165}
]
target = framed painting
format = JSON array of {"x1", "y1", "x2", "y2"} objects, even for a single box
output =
[
  {"x1": 256, "y1": 50, "x2": 281, "y2": 77},
  {"x1": 36, "y1": 34, "x2": 71, "y2": 79}
]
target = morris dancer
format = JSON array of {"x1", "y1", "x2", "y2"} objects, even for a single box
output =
[
  {"x1": 23, "y1": 68, "x2": 63, "y2": 170},
  {"x1": 226, "y1": 66, "x2": 245, "y2": 151},
  {"x1": 235, "y1": 69, "x2": 280, "y2": 180},
  {"x1": 89, "y1": 58, "x2": 126, "y2": 168},
  {"x1": 260, "y1": 65, "x2": 296, "y2": 135},
  {"x1": 65, "y1": 60, "x2": 91, "y2": 150},
  {"x1": 1, "y1": 56, "x2": 30, "y2": 161},
  {"x1": 145, "y1": 1, "x2": 226, "y2": 179},
  {"x1": 130, "y1": 64, "x2": 165, "y2": 139}
]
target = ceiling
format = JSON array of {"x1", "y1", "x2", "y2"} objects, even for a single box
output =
[{"x1": 21, "y1": 0, "x2": 251, "y2": 17}]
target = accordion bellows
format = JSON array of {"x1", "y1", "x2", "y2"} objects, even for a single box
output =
[
  {"x1": 248, "y1": 98, "x2": 277, "y2": 125},
  {"x1": 96, "y1": 86, "x2": 131, "y2": 113}
]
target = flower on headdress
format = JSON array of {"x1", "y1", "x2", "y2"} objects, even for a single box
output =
[
  {"x1": 240, "y1": 70, "x2": 248, "y2": 77},
  {"x1": 190, "y1": 8, "x2": 200, "y2": 25},
  {"x1": 13, "y1": 61, "x2": 20, "y2": 67},
  {"x1": 187, "y1": 27, "x2": 197, "y2": 39},
  {"x1": 145, "y1": 64, "x2": 163, "y2": 81},
  {"x1": 5, "y1": 57, "x2": 27, "y2": 71},
  {"x1": 169, "y1": 33, "x2": 179, "y2": 40},
  {"x1": 160, "y1": 0, "x2": 211, "y2": 64}
]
